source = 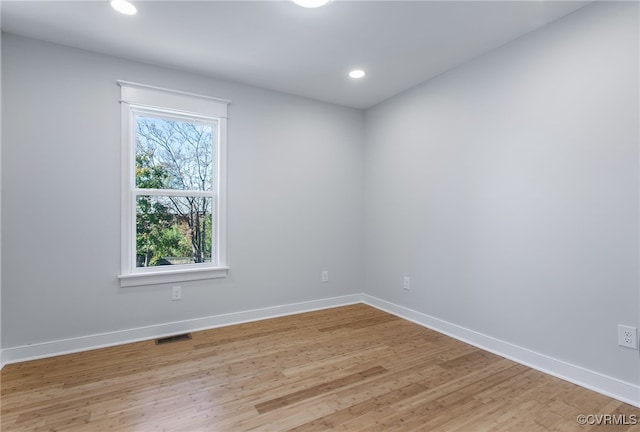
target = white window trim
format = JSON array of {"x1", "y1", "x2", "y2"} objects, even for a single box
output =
[{"x1": 117, "y1": 81, "x2": 230, "y2": 287}]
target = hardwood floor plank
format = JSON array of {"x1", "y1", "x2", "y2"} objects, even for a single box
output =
[
  {"x1": 255, "y1": 366, "x2": 388, "y2": 414},
  {"x1": 2, "y1": 305, "x2": 638, "y2": 431},
  {"x1": 286, "y1": 382, "x2": 429, "y2": 432},
  {"x1": 317, "y1": 314, "x2": 400, "y2": 333}
]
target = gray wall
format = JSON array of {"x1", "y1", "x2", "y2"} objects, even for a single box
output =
[
  {"x1": 0, "y1": 29, "x2": 3, "y2": 364},
  {"x1": 1, "y1": 34, "x2": 365, "y2": 347},
  {"x1": 364, "y1": 1, "x2": 639, "y2": 385}
]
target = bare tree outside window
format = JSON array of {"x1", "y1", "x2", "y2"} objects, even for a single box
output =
[{"x1": 135, "y1": 115, "x2": 216, "y2": 267}]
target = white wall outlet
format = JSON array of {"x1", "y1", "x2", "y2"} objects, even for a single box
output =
[
  {"x1": 321, "y1": 270, "x2": 329, "y2": 283},
  {"x1": 403, "y1": 276, "x2": 410, "y2": 290},
  {"x1": 171, "y1": 286, "x2": 182, "y2": 301},
  {"x1": 618, "y1": 325, "x2": 638, "y2": 349}
]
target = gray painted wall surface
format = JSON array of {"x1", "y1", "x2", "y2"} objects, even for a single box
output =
[
  {"x1": 364, "y1": 1, "x2": 639, "y2": 384},
  {"x1": 1, "y1": 34, "x2": 365, "y2": 347},
  {"x1": 0, "y1": 29, "x2": 3, "y2": 364}
]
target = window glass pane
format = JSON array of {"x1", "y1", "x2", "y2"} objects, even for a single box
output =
[
  {"x1": 135, "y1": 114, "x2": 216, "y2": 191},
  {"x1": 136, "y1": 195, "x2": 213, "y2": 267}
]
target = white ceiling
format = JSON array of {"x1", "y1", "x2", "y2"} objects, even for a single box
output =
[{"x1": 1, "y1": 0, "x2": 589, "y2": 109}]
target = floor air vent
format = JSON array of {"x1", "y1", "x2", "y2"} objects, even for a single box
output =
[{"x1": 155, "y1": 333, "x2": 192, "y2": 345}]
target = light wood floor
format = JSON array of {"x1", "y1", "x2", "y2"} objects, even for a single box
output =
[{"x1": 1, "y1": 304, "x2": 638, "y2": 431}]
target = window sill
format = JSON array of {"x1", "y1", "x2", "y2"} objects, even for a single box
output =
[{"x1": 118, "y1": 266, "x2": 229, "y2": 287}]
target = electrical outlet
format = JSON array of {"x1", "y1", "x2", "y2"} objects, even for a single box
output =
[
  {"x1": 403, "y1": 276, "x2": 410, "y2": 291},
  {"x1": 171, "y1": 286, "x2": 182, "y2": 301},
  {"x1": 618, "y1": 325, "x2": 638, "y2": 349},
  {"x1": 321, "y1": 271, "x2": 329, "y2": 283}
]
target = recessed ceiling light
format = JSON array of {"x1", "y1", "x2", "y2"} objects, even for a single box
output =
[
  {"x1": 349, "y1": 70, "x2": 366, "y2": 79},
  {"x1": 110, "y1": 0, "x2": 137, "y2": 15},
  {"x1": 291, "y1": 0, "x2": 332, "y2": 8}
]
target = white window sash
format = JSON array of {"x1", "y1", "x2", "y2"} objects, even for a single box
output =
[{"x1": 133, "y1": 189, "x2": 214, "y2": 198}]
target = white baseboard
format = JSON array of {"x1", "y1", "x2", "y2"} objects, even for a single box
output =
[
  {"x1": 361, "y1": 294, "x2": 640, "y2": 408},
  {"x1": 2, "y1": 292, "x2": 638, "y2": 409},
  {"x1": 0, "y1": 294, "x2": 363, "y2": 368}
]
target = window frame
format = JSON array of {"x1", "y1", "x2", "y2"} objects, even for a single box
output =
[{"x1": 117, "y1": 81, "x2": 230, "y2": 287}]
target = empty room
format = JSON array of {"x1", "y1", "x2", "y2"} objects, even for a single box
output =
[{"x1": 0, "y1": 0, "x2": 639, "y2": 430}]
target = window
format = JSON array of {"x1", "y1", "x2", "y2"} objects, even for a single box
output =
[{"x1": 118, "y1": 81, "x2": 229, "y2": 287}]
